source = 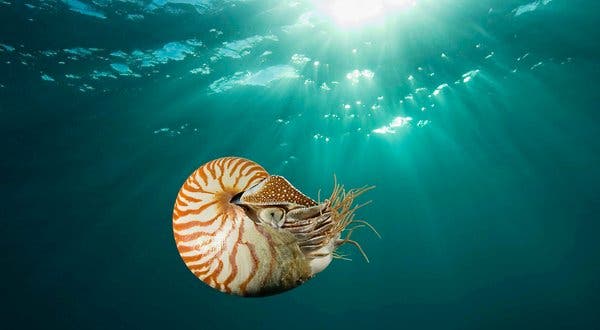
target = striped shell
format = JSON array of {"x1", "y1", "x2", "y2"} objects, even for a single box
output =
[{"x1": 173, "y1": 157, "x2": 373, "y2": 297}]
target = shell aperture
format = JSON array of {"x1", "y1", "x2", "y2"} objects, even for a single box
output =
[{"x1": 172, "y1": 157, "x2": 375, "y2": 297}]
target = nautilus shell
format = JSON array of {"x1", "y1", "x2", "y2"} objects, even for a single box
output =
[{"x1": 172, "y1": 157, "x2": 376, "y2": 297}]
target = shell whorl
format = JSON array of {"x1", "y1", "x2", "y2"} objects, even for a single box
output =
[{"x1": 172, "y1": 157, "x2": 310, "y2": 296}]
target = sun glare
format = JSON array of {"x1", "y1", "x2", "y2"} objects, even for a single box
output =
[
  {"x1": 319, "y1": 0, "x2": 412, "y2": 27},
  {"x1": 330, "y1": 0, "x2": 383, "y2": 26}
]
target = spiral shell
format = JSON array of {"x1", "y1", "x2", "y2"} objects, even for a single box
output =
[{"x1": 173, "y1": 157, "x2": 373, "y2": 297}]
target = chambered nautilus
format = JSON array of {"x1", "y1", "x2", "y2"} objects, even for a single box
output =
[{"x1": 172, "y1": 157, "x2": 377, "y2": 296}]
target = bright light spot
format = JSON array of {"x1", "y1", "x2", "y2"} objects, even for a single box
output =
[
  {"x1": 530, "y1": 61, "x2": 543, "y2": 70},
  {"x1": 373, "y1": 116, "x2": 413, "y2": 135},
  {"x1": 291, "y1": 53, "x2": 311, "y2": 65},
  {"x1": 389, "y1": 116, "x2": 413, "y2": 128},
  {"x1": 110, "y1": 63, "x2": 132, "y2": 74},
  {"x1": 373, "y1": 126, "x2": 395, "y2": 134},
  {"x1": 346, "y1": 69, "x2": 375, "y2": 84},
  {"x1": 432, "y1": 83, "x2": 449, "y2": 96},
  {"x1": 462, "y1": 69, "x2": 480, "y2": 83},
  {"x1": 190, "y1": 64, "x2": 211, "y2": 75},
  {"x1": 417, "y1": 119, "x2": 431, "y2": 127},
  {"x1": 320, "y1": 0, "x2": 411, "y2": 27},
  {"x1": 329, "y1": 0, "x2": 383, "y2": 26},
  {"x1": 40, "y1": 74, "x2": 55, "y2": 82},
  {"x1": 361, "y1": 69, "x2": 375, "y2": 79},
  {"x1": 313, "y1": 133, "x2": 330, "y2": 142}
]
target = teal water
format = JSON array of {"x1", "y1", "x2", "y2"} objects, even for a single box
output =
[{"x1": 2, "y1": 0, "x2": 599, "y2": 329}]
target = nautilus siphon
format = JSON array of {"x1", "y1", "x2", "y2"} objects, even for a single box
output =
[{"x1": 172, "y1": 157, "x2": 377, "y2": 297}]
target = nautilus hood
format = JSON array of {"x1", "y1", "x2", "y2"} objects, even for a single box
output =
[{"x1": 233, "y1": 175, "x2": 317, "y2": 207}]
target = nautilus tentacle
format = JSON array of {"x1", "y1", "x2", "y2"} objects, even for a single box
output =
[{"x1": 173, "y1": 157, "x2": 375, "y2": 297}]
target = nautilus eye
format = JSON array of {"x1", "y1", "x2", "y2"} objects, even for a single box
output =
[
  {"x1": 258, "y1": 207, "x2": 285, "y2": 227},
  {"x1": 172, "y1": 157, "x2": 376, "y2": 297}
]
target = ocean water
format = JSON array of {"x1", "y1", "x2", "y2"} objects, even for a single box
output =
[{"x1": 1, "y1": 0, "x2": 599, "y2": 329}]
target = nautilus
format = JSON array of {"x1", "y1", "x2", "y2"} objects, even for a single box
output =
[{"x1": 172, "y1": 157, "x2": 377, "y2": 297}]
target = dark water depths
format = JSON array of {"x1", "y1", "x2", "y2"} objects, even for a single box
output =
[{"x1": 1, "y1": 0, "x2": 599, "y2": 329}]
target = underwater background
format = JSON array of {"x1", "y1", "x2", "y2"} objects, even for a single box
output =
[{"x1": 1, "y1": 0, "x2": 599, "y2": 329}]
